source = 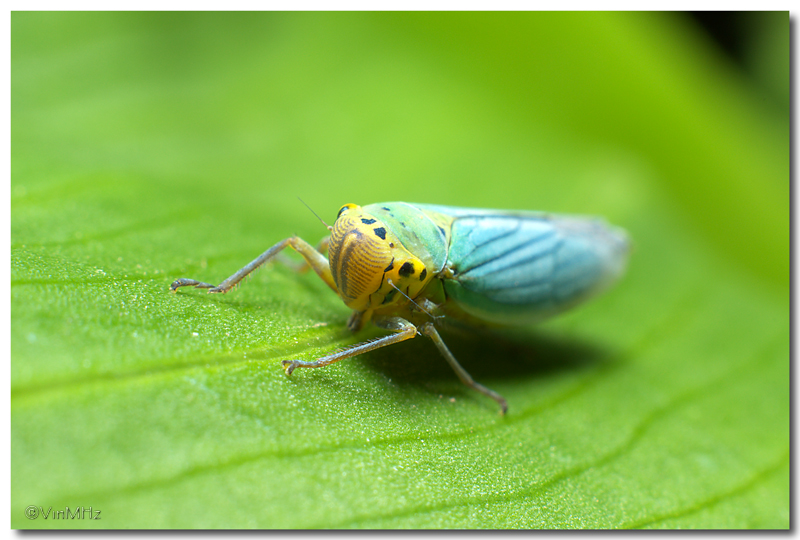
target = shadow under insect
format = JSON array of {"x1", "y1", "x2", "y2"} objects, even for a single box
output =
[{"x1": 358, "y1": 324, "x2": 612, "y2": 391}]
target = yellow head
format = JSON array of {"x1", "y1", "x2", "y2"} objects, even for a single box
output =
[{"x1": 328, "y1": 204, "x2": 434, "y2": 312}]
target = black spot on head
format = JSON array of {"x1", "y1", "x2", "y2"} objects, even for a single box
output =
[
  {"x1": 419, "y1": 268, "x2": 427, "y2": 281},
  {"x1": 399, "y1": 261, "x2": 415, "y2": 277},
  {"x1": 361, "y1": 218, "x2": 376, "y2": 224},
  {"x1": 373, "y1": 227, "x2": 387, "y2": 240}
]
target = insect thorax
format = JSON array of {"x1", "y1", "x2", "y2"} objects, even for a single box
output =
[{"x1": 328, "y1": 204, "x2": 436, "y2": 313}]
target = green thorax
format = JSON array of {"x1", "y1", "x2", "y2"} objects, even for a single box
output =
[{"x1": 361, "y1": 202, "x2": 453, "y2": 274}]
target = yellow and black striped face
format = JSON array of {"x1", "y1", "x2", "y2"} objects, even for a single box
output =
[{"x1": 328, "y1": 204, "x2": 434, "y2": 312}]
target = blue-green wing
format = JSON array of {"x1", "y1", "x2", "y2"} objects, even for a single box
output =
[{"x1": 439, "y1": 210, "x2": 629, "y2": 325}]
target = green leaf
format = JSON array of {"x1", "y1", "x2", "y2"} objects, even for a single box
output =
[{"x1": 12, "y1": 12, "x2": 788, "y2": 529}]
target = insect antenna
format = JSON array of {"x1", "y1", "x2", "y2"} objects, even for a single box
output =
[
  {"x1": 387, "y1": 279, "x2": 444, "y2": 321},
  {"x1": 297, "y1": 197, "x2": 333, "y2": 231}
]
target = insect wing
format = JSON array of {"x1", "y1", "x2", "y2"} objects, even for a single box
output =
[{"x1": 441, "y1": 211, "x2": 629, "y2": 325}]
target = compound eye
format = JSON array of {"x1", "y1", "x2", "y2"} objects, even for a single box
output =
[
  {"x1": 336, "y1": 203, "x2": 359, "y2": 220},
  {"x1": 398, "y1": 261, "x2": 416, "y2": 277},
  {"x1": 395, "y1": 258, "x2": 429, "y2": 282}
]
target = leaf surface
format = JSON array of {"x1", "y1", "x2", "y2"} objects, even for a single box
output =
[{"x1": 11, "y1": 12, "x2": 788, "y2": 529}]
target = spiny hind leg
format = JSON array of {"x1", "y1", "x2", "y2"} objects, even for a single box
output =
[
  {"x1": 420, "y1": 322, "x2": 508, "y2": 415},
  {"x1": 170, "y1": 236, "x2": 335, "y2": 294}
]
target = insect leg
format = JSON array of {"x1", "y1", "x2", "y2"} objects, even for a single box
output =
[
  {"x1": 282, "y1": 316, "x2": 417, "y2": 374},
  {"x1": 276, "y1": 237, "x2": 330, "y2": 273},
  {"x1": 170, "y1": 236, "x2": 337, "y2": 294},
  {"x1": 420, "y1": 322, "x2": 508, "y2": 415}
]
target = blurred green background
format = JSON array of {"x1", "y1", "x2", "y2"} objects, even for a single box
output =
[{"x1": 11, "y1": 12, "x2": 788, "y2": 529}]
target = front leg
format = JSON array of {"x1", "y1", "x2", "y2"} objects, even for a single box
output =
[
  {"x1": 282, "y1": 315, "x2": 417, "y2": 374},
  {"x1": 170, "y1": 236, "x2": 336, "y2": 294}
]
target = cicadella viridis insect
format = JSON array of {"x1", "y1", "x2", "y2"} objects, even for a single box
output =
[{"x1": 170, "y1": 202, "x2": 629, "y2": 414}]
